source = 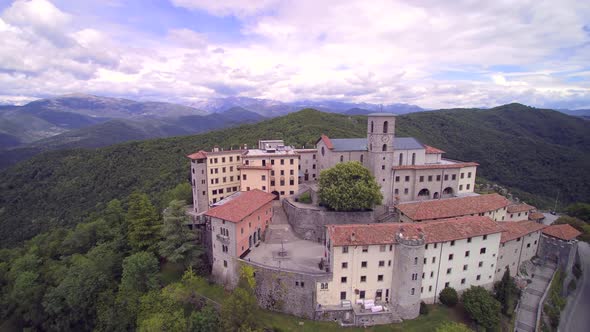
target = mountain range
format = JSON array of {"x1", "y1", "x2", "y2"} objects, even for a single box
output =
[{"x1": 1, "y1": 103, "x2": 588, "y2": 246}]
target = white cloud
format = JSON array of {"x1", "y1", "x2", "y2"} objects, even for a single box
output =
[{"x1": 0, "y1": 0, "x2": 589, "y2": 109}]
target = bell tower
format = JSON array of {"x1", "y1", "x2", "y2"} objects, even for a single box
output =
[{"x1": 367, "y1": 113, "x2": 396, "y2": 205}]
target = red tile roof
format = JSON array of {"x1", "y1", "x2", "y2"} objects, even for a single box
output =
[
  {"x1": 205, "y1": 190, "x2": 275, "y2": 223},
  {"x1": 542, "y1": 224, "x2": 582, "y2": 241},
  {"x1": 317, "y1": 134, "x2": 334, "y2": 149},
  {"x1": 507, "y1": 203, "x2": 535, "y2": 213},
  {"x1": 187, "y1": 150, "x2": 207, "y2": 159},
  {"x1": 393, "y1": 161, "x2": 479, "y2": 170},
  {"x1": 424, "y1": 145, "x2": 445, "y2": 154},
  {"x1": 499, "y1": 220, "x2": 546, "y2": 243},
  {"x1": 529, "y1": 212, "x2": 545, "y2": 221},
  {"x1": 327, "y1": 216, "x2": 503, "y2": 246},
  {"x1": 396, "y1": 194, "x2": 511, "y2": 221}
]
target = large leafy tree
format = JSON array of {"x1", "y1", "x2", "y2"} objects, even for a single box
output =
[
  {"x1": 435, "y1": 321, "x2": 473, "y2": 332},
  {"x1": 221, "y1": 266, "x2": 258, "y2": 331},
  {"x1": 318, "y1": 161, "x2": 383, "y2": 211},
  {"x1": 159, "y1": 200, "x2": 200, "y2": 268},
  {"x1": 462, "y1": 286, "x2": 501, "y2": 331},
  {"x1": 126, "y1": 193, "x2": 162, "y2": 253}
]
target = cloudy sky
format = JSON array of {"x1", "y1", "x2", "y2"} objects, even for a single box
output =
[{"x1": 0, "y1": 0, "x2": 589, "y2": 109}]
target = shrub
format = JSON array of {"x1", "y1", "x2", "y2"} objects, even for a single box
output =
[
  {"x1": 419, "y1": 301, "x2": 429, "y2": 315},
  {"x1": 439, "y1": 287, "x2": 458, "y2": 307},
  {"x1": 461, "y1": 286, "x2": 501, "y2": 331},
  {"x1": 298, "y1": 191, "x2": 312, "y2": 204}
]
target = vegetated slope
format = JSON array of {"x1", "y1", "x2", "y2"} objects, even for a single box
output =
[
  {"x1": 0, "y1": 107, "x2": 265, "y2": 169},
  {"x1": 1, "y1": 105, "x2": 588, "y2": 246}
]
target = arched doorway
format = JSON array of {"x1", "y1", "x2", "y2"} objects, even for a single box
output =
[
  {"x1": 417, "y1": 188, "x2": 430, "y2": 200},
  {"x1": 433, "y1": 192, "x2": 439, "y2": 199},
  {"x1": 442, "y1": 187, "x2": 454, "y2": 198},
  {"x1": 272, "y1": 190, "x2": 280, "y2": 200}
]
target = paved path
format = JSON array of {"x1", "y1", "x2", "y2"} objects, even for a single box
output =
[
  {"x1": 559, "y1": 242, "x2": 590, "y2": 332},
  {"x1": 515, "y1": 261, "x2": 556, "y2": 332}
]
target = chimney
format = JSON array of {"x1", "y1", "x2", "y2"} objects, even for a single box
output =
[
  {"x1": 350, "y1": 231, "x2": 356, "y2": 242},
  {"x1": 244, "y1": 144, "x2": 248, "y2": 150}
]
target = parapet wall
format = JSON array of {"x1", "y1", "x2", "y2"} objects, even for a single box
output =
[
  {"x1": 282, "y1": 198, "x2": 377, "y2": 243},
  {"x1": 240, "y1": 259, "x2": 330, "y2": 319}
]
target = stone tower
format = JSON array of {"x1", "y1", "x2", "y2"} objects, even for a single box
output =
[
  {"x1": 367, "y1": 113, "x2": 396, "y2": 205},
  {"x1": 390, "y1": 228, "x2": 425, "y2": 320}
]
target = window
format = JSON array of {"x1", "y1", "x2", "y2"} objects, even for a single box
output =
[
  {"x1": 382, "y1": 144, "x2": 387, "y2": 152},
  {"x1": 480, "y1": 248, "x2": 486, "y2": 254},
  {"x1": 320, "y1": 282, "x2": 328, "y2": 290},
  {"x1": 463, "y1": 264, "x2": 468, "y2": 271},
  {"x1": 430, "y1": 271, "x2": 434, "y2": 278},
  {"x1": 295, "y1": 281, "x2": 299, "y2": 286},
  {"x1": 432, "y1": 257, "x2": 436, "y2": 264},
  {"x1": 340, "y1": 155, "x2": 344, "y2": 162},
  {"x1": 405, "y1": 176, "x2": 410, "y2": 182},
  {"x1": 341, "y1": 277, "x2": 347, "y2": 283},
  {"x1": 414, "y1": 257, "x2": 418, "y2": 265},
  {"x1": 412, "y1": 153, "x2": 416, "y2": 165},
  {"x1": 476, "y1": 275, "x2": 481, "y2": 281},
  {"x1": 429, "y1": 285, "x2": 432, "y2": 292},
  {"x1": 380, "y1": 245, "x2": 386, "y2": 252},
  {"x1": 394, "y1": 188, "x2": 399, "y2": 195},
  {"x1": 451, "y1": 240, "x2": 455, "y2": 246},
  {"x1": 436, "y1": 175, "x2": 441, "y2": 181},
  {"x1": 404, "y1": 188, "x2": 409, "y2": 194},
  {"x1": 362, "y1": 246, "x2": 369, "y2": 253},
  {"x1": 361, "y1": 261, "x2": 367, "y2": 268},
  {"x1": 466, "y1": 184, "x2": 471, "y2": 190},
  {"x1": 461, "y1": 278, "x2": 466, "y2": 285},
  {"x1": 379, "y1": 260, "x2": 385, "y2": 267},
  {"x1": 395, "y1": 176, "x2": 400, "y2": 182},
  {"x1": 527, "y1": 243, "x2": 531, "y2": 248},
  {"x1": 280, "y1": 159, "x2": 285, "y2": 165},
  {"x1": 461, "y1": 173, "x2": 465, "y2": 179},
  {"x1": 340, "y1": 292, "x2": 346, "y2": 300},
  {"x1": 360, "y1": 276, "x2": 366, "y2": 282},
  {"x1": 261, "y1": 175, "x2": 266, "y2": 181},
  {"x1": 479, "y1": 261, "x2": 483, "y2": 267},
  {"x1": 377, "y1": 275, "x2": 384, "y2": 281},
  {"x1": 383, "y1": 121, "x2": 388, "y2": 133},
  {"x1": 371, "y1": 121, "x2": 374, "y2": 133},
  {"x1": 321, "y1": 147, "x2": 325, "y2": 156},
  {"x1": 243, "y1": 174, "x2": 247, "y2": 180},
  {"x1": 301, "y1": 282, "x2": 305, "y2": 287},
  {"x1": 445, "y1": 282, "x2": 450, "y2": 288},
  {"x1": 447, "y1": 268, "x2": 452, "y2": 274},
  {"x1": 459, "y1": 185, "x2": 463, "y2": 190},
  {"x1": 467, "y1": 237, "x2": 472, "y2": 243},
  {"x1": 428, "y1": 175, "x2": 433, "y2": 182},
  {"x1": 448, "y1": 254, "x2": 454, "y2": 260},
  {"x1": 359, "y1": 290, "x2": 365, "y2": 299},
  {"x1": 411, "y1": 288, "x2": 415, "y2": 295},
  {"x1": 424, "y1": 258, "x2": 427, "y2": 264},
  {"x1": 465, "y1": 250, "x2": 470, "y2": 257},
  {"x1": 468, "y1": 172, "x2": 472, "y2": 178},
  {"x1": 444, "y1": 174, "x2": 449, "y2": 181},
  {"x1": 399, "y1": 154, "x2": 403, "y2": 165},
  {"x1": 483, "y1": 235, "x2": 487, "y2": 240},
  {"x1": 452, "y1": 174, "x2": 456, "y2": 180},
  {"x1": 422, "y1": 272, "x2": 425, "y2": 279},
  {"x1": 290, "y1": 159, "x2": 294, "y2": 165},
  {"x1": 419, "y1": 176, "x2": 424, "y2": 182},
  {"x1": 342, "y1": 246, "x2": 349, "y2": 253},
  {"x1": 360, "y1": 155, "x2": 363, "y2": 163},
  {"x1": 388, "y1": 260, "x2": 392, "y2": 266},
  {"x1": 411, "y1": 273, "x2": 418, "y2": 280},
  {"x1": 290, "y1": 169, "x2": 294, "y2": 175}
]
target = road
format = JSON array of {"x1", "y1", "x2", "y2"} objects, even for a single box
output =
[{"x1": 559, "y1": 242, "x2": 590, "y2": 332}]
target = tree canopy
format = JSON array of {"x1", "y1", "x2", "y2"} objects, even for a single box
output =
[
  {"x1": 318, "y1": 161, "x2": 383, "y2": 211},
  {"x1": 461, "y1": 286, "x2": 501, "y2": 331}
]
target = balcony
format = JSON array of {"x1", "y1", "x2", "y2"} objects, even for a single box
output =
[{"x1": 216, "y1": 234, "x2": 230, "y2": 244}]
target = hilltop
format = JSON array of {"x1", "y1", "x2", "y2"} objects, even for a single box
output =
[{"x1": 0, "y1": 104, "x2": 588, "y2": 246}]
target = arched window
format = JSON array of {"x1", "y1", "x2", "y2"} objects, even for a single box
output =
[
  {"x1": 383, "y1": 121, "x2": 388, "y2": 133},
  {"x1": 321, "y1": 146, "x2": 325, "y2": 156},
  {"x1": 360, "y1": 155, "x2": 364, "y2": 163},
  {"x1": 371, "y1": 121, "x2": 374, "y2": 133},
  {"x1": 418, "y1": 188, "x2": 430, "y2": 199},
  {"x1": 399, "y1": 154, "x2": 403, "y2": 165},
  {"x1": 412, "y1": 153, "x2": 416, "y2": 165},
  {"x1": 340, "y1": 155, "x2": 344, "y2": 162},
  {"x1": 382, "y1": 144, "x2": 387, "y2": 152}
]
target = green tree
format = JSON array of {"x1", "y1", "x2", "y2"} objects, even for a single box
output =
[
  {"x1": 221, "y1": 287, "x2": 257, "y2": 332},
  {"x1": 136, "y1": 290, "x2": 186, "y2": 332},
  {"x1": 494, "y1": 267, "x2": 519, "y2": 316},
  {"x1": 462, "y1": 286, "x2": 501, "y2": 331},
  {"x1": 188, "y1": 304, "x2": 219, "y2": 332},
  {"x1": 126, "y1": 193, "x2": 162, "y2": 253},
  {"x1": 318, "y1": 161, "x2": 383, "y2": 211},
  {"x1": 116, "y1": 251, "x2": 160, "y2": 329},
  {"x1": 566, "y1": 202, "x2": 590, "y2": 222},
  {"x1": 162, "y1": 182, "x2": 193, "y2": 206},
  {"x1": 159, "y1": 200, "x2": 200, "y2": 267},
  {"x1": 439, "y1": 287, "x2": 458, "y2": 307},
  {"x1": 435, "y1": 321, "x2": 473, "y2": 332}
]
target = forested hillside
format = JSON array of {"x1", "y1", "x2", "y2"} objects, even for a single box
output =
[{"x1": 1, "y1": 105, "x2": 589, "y2": 246}]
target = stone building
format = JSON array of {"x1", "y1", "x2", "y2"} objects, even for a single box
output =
[
  {"x1": 395, "y1": 193, "x2": 512, "y2": 223},
  {"x1": 538, "y1": 224, "x2": 582, "y2": 270},
  {"x1": 240, "y1": 145, "x2": 299, "y2": 198},
  {"x1": 315, "y1": 113, "x2": 478, "y2": 205},
  {"x1": 495, "y1": 220, "x2": 546, "y2": 279},
  {"x1": 205, "y1": 190, "x2": 275, "y2": 287}
]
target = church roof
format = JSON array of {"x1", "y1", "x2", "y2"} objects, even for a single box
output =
[{"x1": 324, "y1": 137, "x2": 426, "y2": 151}]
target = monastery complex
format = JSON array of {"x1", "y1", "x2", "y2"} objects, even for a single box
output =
[{"x1": 186, "y1": 113, "x2": 581, "y2": 326}]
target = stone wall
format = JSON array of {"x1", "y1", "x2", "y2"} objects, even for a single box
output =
[
  {"x1": 538, "y1": 234, "x2": 578, "y2": 296},
  {"x1": 282, "y1": 198, "x2": 377, "y2": 243},
  {"x1": 241, "y1": 259, "x2": 330, "y2": 320}
]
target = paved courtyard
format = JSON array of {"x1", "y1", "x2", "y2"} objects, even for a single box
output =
[{"x1": 244, "y1": 201, "x2": 328, "y2": 274}]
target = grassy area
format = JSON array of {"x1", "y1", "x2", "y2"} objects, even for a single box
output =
[{"x1": 257, "y1": 305, "x2": 462, "y2": 331}]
